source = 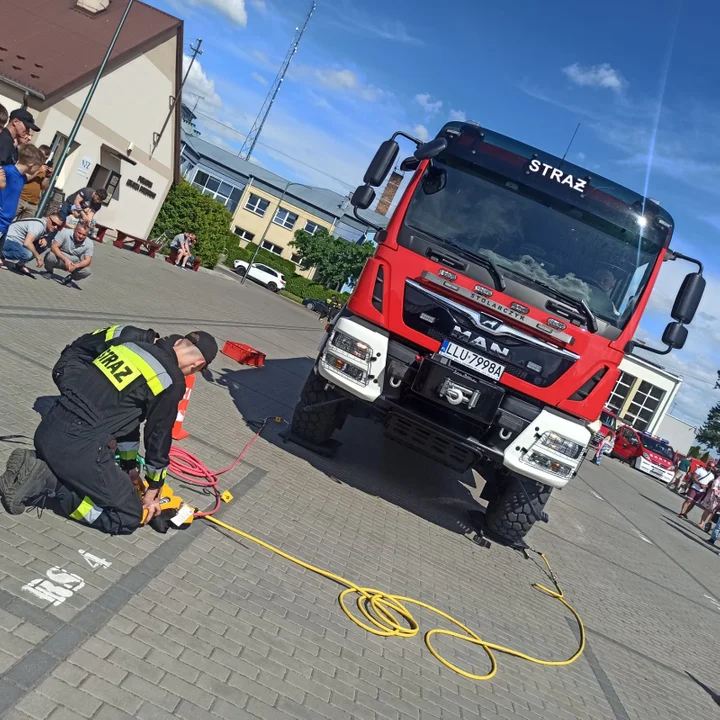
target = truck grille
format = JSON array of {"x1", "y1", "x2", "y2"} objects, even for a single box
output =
[{"x1": 403, "y1": 280, "x2": 577, "y2": 387}]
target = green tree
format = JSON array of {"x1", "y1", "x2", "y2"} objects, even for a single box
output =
[
  {"x1": 687, "y1": 445, "x2": 701, "y2": 458},
  {"x1": 695, "y1": 402, "x2": 720, "y2": 455},
  {"x1": 291, "y1": 228, "x2": 375, "y2": 290},
  {"x1": 700, "y1": 451, "x2": 711, "y2": 463},
  {"x1": 151, "y1": 181, "x2": 233, "y2": 269}
]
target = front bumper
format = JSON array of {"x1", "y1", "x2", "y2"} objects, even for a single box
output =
[
  {"x1": 635, "y1": 457, "x2": 674, "y2": 483},
  {"x1": 317, "y1": 316, "x2": 590, "y2": 488}
]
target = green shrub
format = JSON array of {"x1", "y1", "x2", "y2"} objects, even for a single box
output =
[{"x1": 151, "y1": 181, "x2": 232, "y2": 269}]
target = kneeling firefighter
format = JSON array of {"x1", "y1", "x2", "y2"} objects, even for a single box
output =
[{"x1": 0, "y1": 329, "x2": 217, "y2": 534}]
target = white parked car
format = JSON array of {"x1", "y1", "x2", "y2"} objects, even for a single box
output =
[{"x1": 233, "y1": 260, "x2": 286, "y2": 292}]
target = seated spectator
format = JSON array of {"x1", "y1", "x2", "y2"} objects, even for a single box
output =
[
  {"x1": 15, "y1": 144, "x2": 52, "y2": 220},
  {"x1": 172, "y1": 231, "x2": 195, "y2": 269},
  {"x1": 2, "y1": 213, "x2": 63, "y2": 277},
  {"x1": 0, "y1": 144, "x2": 44, "y2": 268},
  {"x1": 58, "y1": 186, "x2": 107, "y2": 222},
  {"x1": 44, "y1": 222, "x2": 93, "y2": 287},
  {"x1": 0, "y1": 108, "x2": 40, "y2": 166}
]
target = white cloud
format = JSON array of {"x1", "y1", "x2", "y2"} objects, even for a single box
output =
[
  {"x1": 562, "y1": 62, "x2": 625, "y2": 93},
  {"x1": 178, "y1": 0, "x2": 247, "y2": 26},
  {"x1": 415, "y1": 93, "x2": 442, "y2": 114},
  {"x1": 325, "y1": 2, "x2": 424, "y2": 46},
  {"x1": 297, "y1": 66, "x2": 384, "y2": 102},
  {"x1": 249, "y1": 0, "x2": 265, "y2": 10},
  {"x1": 414, "y1": 125, "x2": 429, "y2": 142},
  {"x1": 449, "y1": 109, "x2": 466, "y2": 122},
  {"x1": 182, "y1": 55, "x2": 223, "y2": 115},
  {"x1": 251, "y1": 72, "x2": 268, "y2": 85}
]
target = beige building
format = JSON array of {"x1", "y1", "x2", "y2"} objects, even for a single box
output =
[
  {"x1": 1, "y1": 0, "x2": 182, "y2": 239},
  {"x1": 180, "y1": 128, "x2": 388, "y2": 279}
]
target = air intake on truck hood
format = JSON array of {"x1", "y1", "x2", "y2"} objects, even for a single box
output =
[{"x1": 403, "y1": 280, "x2": 578, "y2": 387}]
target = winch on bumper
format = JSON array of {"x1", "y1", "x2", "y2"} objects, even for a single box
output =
[{"x1": 315, "y1": 316, "x2": 590, "y2": 489}]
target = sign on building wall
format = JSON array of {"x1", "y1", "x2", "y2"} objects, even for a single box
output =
[{"x1": 77, "y1": 156, "x2": 93, "y2": 177}]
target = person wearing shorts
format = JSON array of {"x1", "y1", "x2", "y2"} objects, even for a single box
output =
[{"x1": 679, "y1": 463, "x2": 715, "y2": 519}]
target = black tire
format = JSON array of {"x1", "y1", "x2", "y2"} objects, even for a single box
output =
[
  {"x1": 290, "y1": 371, "x2": 345, "y2": 445},
  {"x1": 306, "y1": 302, "x2": 315, "y2": 311},
  {"x1": 235, "y1": 266, "x2": 246, "y2": 277},
  {"x1": 484, "y1": 474, "x2": 551, "y2": 544},
  {"x1": 268, "y1": 282, "x2": 278, "y2": 292}
]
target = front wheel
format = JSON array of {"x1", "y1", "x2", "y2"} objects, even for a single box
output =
[
  {"x1": 306, "y1": 302, "x2": 315, "y2": 311},
  {"x1": 235, "y1": 267, "x2": 246, "y2": 277},
  {"x1": 484, "y1": 474, "x2": 551, "y2": 544},
  {"x1": 290, "y1": 371, "x2": 347, "y2": 445}
]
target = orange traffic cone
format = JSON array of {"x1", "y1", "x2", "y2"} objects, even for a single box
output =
[{"x1": 172, "y1": 375, "x2": 195, "y2": 441}]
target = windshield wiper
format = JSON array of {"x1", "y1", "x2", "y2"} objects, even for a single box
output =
[
  {"x1": 434, "y1": 238, "x2": 507, "y2": 291},
  {"x1": 510, "y1": 274, "x2": 598, "y2": 333}
]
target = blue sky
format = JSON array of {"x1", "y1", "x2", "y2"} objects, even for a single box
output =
[{"x1": 156, "y1": 0, "x2": 719, "y2": 428}]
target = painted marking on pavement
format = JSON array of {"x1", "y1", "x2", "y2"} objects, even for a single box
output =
[
  {"x1": 634, "y1": 530, "x2": 653, "y2": 544},
  {"x1": 79, "y1": 549, "x2": 112, "y2": 570},
  {"x1": 590, "y1": 489, "x2": 604, "y2": 501},
  {"x1": 22, "y1": 567, "x2": 85, "y2": 607},
  {"x1": 704, "y1": 594, "x2": 720, "y2": 612}
]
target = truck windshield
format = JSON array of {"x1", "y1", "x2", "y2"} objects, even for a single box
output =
[
  {"x1": 641, "y1": 437, "x2": 674, "y2": 459},
  {"x1": 600, "y1": 411, "x2": 617, "y2": 430},
  {"x1": 404, "y1": 155, "x2": 667, "y2": 328}
]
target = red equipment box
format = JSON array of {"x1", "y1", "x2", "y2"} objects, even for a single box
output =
[{"x1": 221, "y1": 341, "x2": 266, "y2": 367}]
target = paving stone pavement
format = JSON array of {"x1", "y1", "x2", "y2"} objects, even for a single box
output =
[{"x1": 0, "y1": 243, "x2": 718, "y2": 720}]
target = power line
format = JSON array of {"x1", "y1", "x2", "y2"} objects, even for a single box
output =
[{"x1": 193, "y1": 110, "x2": 355, "y2": 190}]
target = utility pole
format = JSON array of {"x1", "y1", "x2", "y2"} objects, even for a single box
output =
[
  {"x1": 36, "y1": 0, "x2": 136, "y2": 218},
  {"x1": 239, "y1": 2, "x2": 315, "y2": 161},
  {"x1": 151, "y1": 37, "x2": 203, "y2": 156}
]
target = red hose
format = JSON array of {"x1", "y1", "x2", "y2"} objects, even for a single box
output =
[{"x1": 167, "y1": 417, "x2": 280, "y2": 518}]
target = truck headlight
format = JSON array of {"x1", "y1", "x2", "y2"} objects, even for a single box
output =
[
  {"x1": 330, "y1": 331, "x2": 372, "y2": 361},
  {"x1": 322, "y1": 351, "x2": 368, "y2": 385},
  {"x1": 539, "y1": 431, "x2": 583, "y2": 459},
  {"x1": 642, "y1": 452, "x2": 651, "y2": 460},
  {"x1": 525, "y1": 451, "x2": 573, "y2": 478}
]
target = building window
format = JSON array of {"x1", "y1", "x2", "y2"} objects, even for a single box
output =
[
  {"x1": 291, "y1": 253, "x2": 303, "y2": 264},
  {"x1": 304, "y1": 220, "x2": 320, "y2": 235},
  {"x1": 623, "y1": 380, "x2": 665, "y2": 431},
  {"x1": 273, "y1": 208, "x2": 298, "y2": 230},
  {"x1": 245, "y1": 193, "x2": 269, "y2": 217},
  {"x1": 233, "y1": 227, "x2": 255, "y2": 243},
  {"x1": 192, "y1": 170, "x2": 244, "y2": 212},
  {"x1": 607, "y1": 371, "x2": 636, "y2": 415},
  {"x1": 261, "y1": 240, "x2": 283, "y2": 255}
]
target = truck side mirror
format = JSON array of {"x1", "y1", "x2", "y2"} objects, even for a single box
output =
[
  {"x1": 662, "y1": 321, "x2": 687, "y2": 350},
  {"x1": 671, "y1": 272, "x2": 705, "y2": 324},
  {"x1": 363, "y1": 139, "x2": 399, "y2": 187},
  {"x1": 350, "y1": 184, "x2": 376, "y2": 210},
  {"x1": 414, "y1": 137, "x2": 448, "y2": 160}
]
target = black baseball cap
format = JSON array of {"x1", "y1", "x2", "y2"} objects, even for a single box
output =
[
  {"x1": 185, "y1": 331, "x2": 218, "y2": 366},
  {"x1": 9, "y1": 108, "x2": 40, "y2": 132}
]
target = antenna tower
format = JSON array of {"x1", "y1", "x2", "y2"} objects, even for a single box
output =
[{"x1": 239, "y1": 2, "x2": 316, "y2": 160}]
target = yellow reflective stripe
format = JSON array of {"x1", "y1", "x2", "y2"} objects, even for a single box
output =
[
  {"x1": 93, "y1": 346, "x2": 142, "y2": 392},
  {"x1": 105, "y1": 325, "x2": 122, "y2": 341},
  {"x1": 118, "y1": 450, "x2": 138, "y2": 461},
  {"x1": 91, "y1": 326, "x2": 108, "y2": 335},
  {"x1": 69, "y1": 496, "x2": 103, "y2": 524},
  {"x1": 122, "y1": 343, "x2": 172, "y2": 395},
  {"x1": 145, "y1": 466, "x2": 168, "y2": 483}
]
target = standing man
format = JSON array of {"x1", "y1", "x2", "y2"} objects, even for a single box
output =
[
  {"x1": 15, "y1": 145, "x2": 52, "y2": 219},
  {"x1": 44, "y1": 221, "x2": 93, "y2": 286},
  {"x1": 1, "y1": 213, "x2": 64, "y2": 277},
  {"x1": 58, "y1": 186, "x2": 107, "y2": 222},
  {"x1": 668, "y1": 455, "x2": 691, "y2": 492},
  {"x1": 0, "y1": 108, "x2": 40, "y2": 165},
  {"x1": 0, "y1": 331, "x2": 218, "y2": 535},
  {"x1": 679, "y1": 461, "x2": 716, "y2": 519}
]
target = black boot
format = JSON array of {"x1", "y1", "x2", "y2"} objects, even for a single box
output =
[{"x1": 0, "y1": 449, "x2": 57, "y2": 515}]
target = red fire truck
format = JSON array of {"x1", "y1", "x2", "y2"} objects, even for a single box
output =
[{"x1": 290, "y1": 121, "x2": 705, "y2": 544}]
